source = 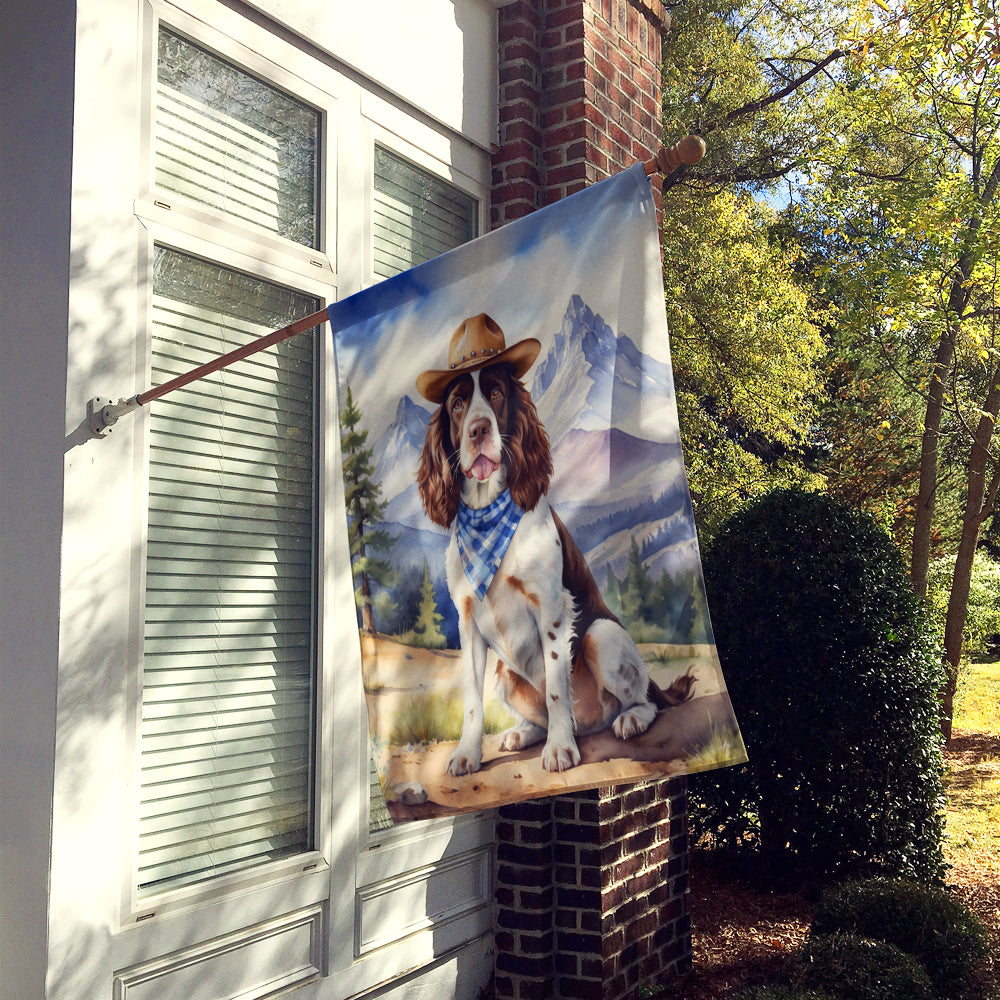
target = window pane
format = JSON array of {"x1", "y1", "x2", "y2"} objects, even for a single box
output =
[
  {"x1": 372, "y1": 146, "x2": 477, "y2": 279},
  {"x1": 139, "y1": 247, "x2": 318, "y2": 895},
  {"x1": 368, "y1": 150, "x2": 478, "y2": 832},
  {"x1": 156, "y1": 28, "x2": 320, "y2": 248}
]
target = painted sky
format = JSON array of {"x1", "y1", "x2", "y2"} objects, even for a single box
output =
[{"x1": 329, "y1": 164, "x2": 671, "y2": 444}]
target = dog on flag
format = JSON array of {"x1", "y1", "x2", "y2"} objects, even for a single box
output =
[{"x1": 416, "y1": 313, "x2": 671, "y2": 775}]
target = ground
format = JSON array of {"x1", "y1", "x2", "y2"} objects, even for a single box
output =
[
  {"x1": 669, "y1": 728, "x2": 1000, "y2": 1000},
  {"x1": 359, "y1": 633, "x2": 744, "y2": 820}
]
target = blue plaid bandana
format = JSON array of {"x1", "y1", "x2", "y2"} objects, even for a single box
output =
[{"x1": 455, "y1": 489, "x2": 525, "y2": 600}]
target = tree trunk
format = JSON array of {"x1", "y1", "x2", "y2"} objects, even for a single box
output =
[
  {"x1": 911, "y1": 159, "x2": 1000, "y2": 594},
  {"x1": 940, "y1": 374, "x2": 1000, "y2": 741},
  {"x1": 910, "y1": 327, "x2": 955, "y2": 597}
]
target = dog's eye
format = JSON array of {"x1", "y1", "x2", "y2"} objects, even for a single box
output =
[{"x1": 490, "y1": 387, "x2": 503, "y2": 400}]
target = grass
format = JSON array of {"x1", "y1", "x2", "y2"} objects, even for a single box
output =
[
  {"x1": 388, "y1": 692, "x2": 515, "y2": 746},
  {"x1": 942, "y1": 659, "x2": 1000, "y2": 1000},
  {"x1": 955, "y1": 658, "x2": 1000, "y2": 734},
  {"x1": 945, "y1": 660, "x2": 1000, "y2": 867}
]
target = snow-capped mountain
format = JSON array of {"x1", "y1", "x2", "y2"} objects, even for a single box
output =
[{"x1": 368, "y1": 295, "x2": 698, "y2": 582}]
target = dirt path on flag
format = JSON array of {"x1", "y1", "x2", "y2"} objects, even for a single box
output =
[{"x1": 358, "y1": 634, "x2": 741, "y2": 821}]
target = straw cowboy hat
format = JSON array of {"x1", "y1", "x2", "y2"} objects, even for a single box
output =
[{"x1": 416, "y1": 313, "x2": 541, "y2": 403}]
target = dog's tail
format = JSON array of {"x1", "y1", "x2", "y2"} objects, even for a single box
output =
[{"x1": 647, "y1": 666, "x2": 697, "y2": 710}]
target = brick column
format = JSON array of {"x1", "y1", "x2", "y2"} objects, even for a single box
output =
[
  {"x1": 493, "y1": 0, "x2": 668, "y2": 226},
  {"x1": 491, "y1": 3, "x2": 690, "y2": 998}
]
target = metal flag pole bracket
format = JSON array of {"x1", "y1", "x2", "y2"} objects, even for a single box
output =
[
  {"x1": 88, "y1": 395, "x2": 141, "y2": 438},
  {"x1": 86, "y1": 307, "x2": 330, "y2": 438},
  {"x1": 86, "y1": 134, "x2": 704, "y2": 439}
]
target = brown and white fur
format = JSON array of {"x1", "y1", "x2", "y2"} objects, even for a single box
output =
[{"x1": 417, "y1": 362, "x2": 660, "y2": 775}]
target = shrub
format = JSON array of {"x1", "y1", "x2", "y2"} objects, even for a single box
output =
[
  {"x1": 693, "y1": 488, "x2": 946, "y2": 882},
  {"x1": 791, "y1": 933, "x2": 934, "y2": 1000},
  {"x1": 811, "y1": 878, "x2": 988, "y2": 999}
]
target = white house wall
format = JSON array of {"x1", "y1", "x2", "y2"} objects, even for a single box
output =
[
  {"x1": 243, "y1": 0, "x2": 499, "y2": 152},
  {"x1": 0, "y1": 0, "x2": 76, "y2": 996},
  {"x1": 0, "y1": 0, "x2": 498, "y2": 998}
]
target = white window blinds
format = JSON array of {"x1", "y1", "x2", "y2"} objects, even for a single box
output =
[
  {"x1": 156, "y1": 28, "x2": 320, "y2": 248},
  {"x1": 138, "y1": 248, "x2": 319, "y2": 896},
  {"x1": 372, "y1": 146, "x2": 477, "y2": 279}
]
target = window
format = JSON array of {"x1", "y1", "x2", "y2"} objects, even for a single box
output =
[
  {"x1": 155, "y1": 28, "x2": 320, "y2": 247},
  {"x1": 372, "y1": 145, "x2": 478, "y2": 279},
  {"x1": 137, "y1": 26, "x2": 323, "y2": 897}
]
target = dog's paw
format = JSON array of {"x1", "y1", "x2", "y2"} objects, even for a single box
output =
[
  {"x1": 446, "y1": 746, "x2": 482, "y2": 776},
  {"x1": 612, "y1": 702, "x2": 657, "y2": 740},
  {"x1": 540, "y1": 739, "x2": 580, "y2": 772},
  {"x1": 498, "y1": 721, "x2": 546, "y2": 752}
]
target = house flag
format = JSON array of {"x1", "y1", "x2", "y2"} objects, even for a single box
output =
[{"x1": 329, "y1": 164, "x2": 746, "y2": 822}]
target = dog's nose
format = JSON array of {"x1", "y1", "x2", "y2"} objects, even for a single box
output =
[{"x1": 467, "y1": 417, "x2": 491, "y2": 446}]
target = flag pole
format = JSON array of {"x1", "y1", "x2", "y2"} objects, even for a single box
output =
[
  {"x1": 88, "y1": 135, "x2": 705, "y2": 437},
  {"x1": 642, "y1": 134, "x2": 706, "y2": 177}
]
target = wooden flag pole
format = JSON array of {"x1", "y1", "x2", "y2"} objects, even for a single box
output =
[
  {"x1": 642, "y1": 134, "x2": 706, "y2": 176},
  {"x1": 88, "y1": 135, "x2": 705, "y2": 437}
]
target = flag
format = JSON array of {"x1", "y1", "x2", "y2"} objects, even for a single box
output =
[{"x1": 329, "y1": 164, "x2": 746, "y2": 822}]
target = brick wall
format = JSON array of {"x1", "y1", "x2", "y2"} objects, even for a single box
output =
[
  {"x1": 494, "y1": 781, "x2": 691, "y2": 1000},
  {"x1": 490, "y1": 3, "x2": 691, "y2": 998},
  {"x1": 492, "y1": 0, "x2": 668, "y2": 227}
]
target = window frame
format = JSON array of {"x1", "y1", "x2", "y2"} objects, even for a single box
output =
[{"x1": 124, "y1": 0, "x2": 339, "y2": 926}]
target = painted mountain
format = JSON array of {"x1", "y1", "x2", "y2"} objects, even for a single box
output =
[{"x1": 367, "y1": 294, "x2": 712, "y2": 647}]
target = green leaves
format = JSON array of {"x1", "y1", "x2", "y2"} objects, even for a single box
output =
[{"x1": 694, "y1": 489, "x2": 947, "y2": 882}]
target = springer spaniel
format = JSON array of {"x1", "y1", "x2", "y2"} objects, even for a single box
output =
[{"x1": 417, "y1": 347, "x2": 661, "y2": 775}]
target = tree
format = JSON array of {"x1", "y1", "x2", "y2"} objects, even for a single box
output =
[
  {"x1": 663, "y1": 188, "x2": 827, "y2": 537},
  {"x1": 408, "y1": 562, "x2": 446, "y2": 650},
  {"x1": 697, "y1": 490, "x2": 946, "y2": 883},
  {"x1": 340, "y1": 384, "x2": 396, "y2": 636},
  {"x1": 802, "y1": 0, "x2": 1000, "y2": 736},
  {"x1": 661, "y1": 0, "x2": 854, "y2": 196},
  {"x1": 659, "y1": 1, "x2": 837, "y2": 538}
]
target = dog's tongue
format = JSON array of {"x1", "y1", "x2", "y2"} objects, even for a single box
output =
[{"x1": 468, "y1": 456, "x2": 498, "y2": 481}]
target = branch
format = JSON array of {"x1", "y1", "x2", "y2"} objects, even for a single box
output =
[{"x1": 705, "y1": 49, "x2": 848, "y2": 133}]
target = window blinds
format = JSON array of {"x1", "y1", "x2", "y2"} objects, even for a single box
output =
[
  {"x1": 372, "y1": 146, "x2": 477, "y2": 279},
  {"x1": 138, "y1": 248, "x2": 318, "y2": 895},
  {"x1": 156, "y1": 28, "x2": 320, "y2": 249}
]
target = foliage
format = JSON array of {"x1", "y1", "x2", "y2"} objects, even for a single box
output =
[
  {"x1": 661, "y1": 0, "x2": 853, "y2": 195},
  {"x1": 811, "y1": 878, "x2": 988, "y2": 999},
  {"x1": 732, "y1": 987, "x2": 836, "y2": 1000},
  {"x1": 693, "y1": 488, "x2": 947, "y2": 882},
  {"x1": 927, "y1": 550, "x2": 1000, "y2": 659},
  {"x1": 660, "y1": 0, "x2": 1000, "y2": 740},
  {"x1": 790, "y1": 933, "x2": 934, "y2": 1000},
  {"x1": 398, "y1": 562, "x2": 447, "y2": 649},
  {"x1": 388, "y1": 692, "x2": 513, "y2": 746},
  {"x1": 663, "y1": 188, "x2": 827, "y2": 539},
  {"x1": 340, "y1": 384, "x2": 396, "y2": 635},
  {"x1": 798, "y1": 0, "x2": 1000, "y2": 734}
]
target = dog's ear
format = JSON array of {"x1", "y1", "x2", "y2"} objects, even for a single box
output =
[
  {"x1": 506, "y1": 379, "x2": 552, "y2": 512},
  {"x1": 417, "y1": 406, "x2": 461, "y2": 527}
]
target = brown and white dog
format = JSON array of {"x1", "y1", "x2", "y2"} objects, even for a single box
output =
[{"x1": 416, "y1": 314, "x2": 660, "y2": 775}]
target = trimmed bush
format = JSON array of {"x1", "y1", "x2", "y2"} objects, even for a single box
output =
[
  {"x1": 693, "y1": 489, "x2": 946, "y2": 882},
  {"x1": 792, "y1": 933, "x2": 934, "y2": 1000},
  {"x1": 812, "y1": 878, "x2": 988, "y2": 999}
]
